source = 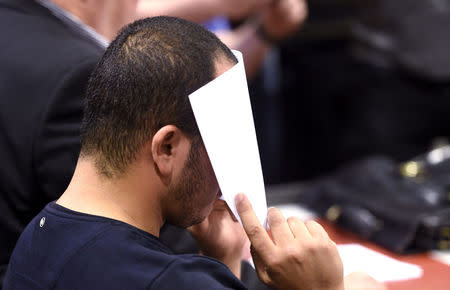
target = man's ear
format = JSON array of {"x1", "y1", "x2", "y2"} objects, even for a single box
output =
[{"x1": 151, "y1": 125, "x2": 190, "y2": 178}]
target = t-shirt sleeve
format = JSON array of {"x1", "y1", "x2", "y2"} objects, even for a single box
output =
[{"x1": 148, "y1": 255, "x2": 247, "y2": 290}]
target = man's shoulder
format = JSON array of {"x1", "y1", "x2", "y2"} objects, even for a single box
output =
[
  {"x1": 63, "y1": 244, "x2": 245, "y2": 289},
  {"x1": 0, "y1": 0, "x2": 103, "y2": 67},
  {"x1": 53, "y1": 216, "x2": 245, "y2": 289},
  {"x1": 5, "y1": 204, "x2": 172, "y2": 289},
  {"x1": 55, "y1": 223, "x2": 178, "y2": 289},
  {"x1": 6, "y1": 205, "x2": 246, "y2": 289},
  {"x1": 148, "y1": 254, "x2": 246, "y2": 289},
  {"x1": 0, "y1": 0, "x2": 102, "y2": 108}
]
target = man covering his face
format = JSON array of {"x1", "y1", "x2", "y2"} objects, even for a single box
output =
[{"x1": 4, "y1": 16, "x2": 349, "y2": 290}]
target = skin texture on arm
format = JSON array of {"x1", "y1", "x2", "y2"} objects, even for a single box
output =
[
  {"x1": 136, "y1": 0, "x2": 307, "y2": 78},
  {"x1": 51, "y1": 0, "x2": 138, "y2": 40},
  {"x1": 216, "y1": 23, "x2": 271, "y2": 78},
  {"x1": 136, "y1": 0, "x2": 269, "y2": 23},
  {"x1": 219, "y1": 0, "x2": 307, "y2": 77}
]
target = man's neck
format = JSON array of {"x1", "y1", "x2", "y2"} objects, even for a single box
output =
[
  {"x1": 49, "y1": 0, "x2": 96, "y2": 29},
  {"x1": 57, "y1": 158, "x2": 164, "y2": 237},
  {"x1": 48, "y1": 0, "x2": 137, "y2": 40}
]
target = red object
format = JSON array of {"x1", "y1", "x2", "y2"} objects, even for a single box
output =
[{"x1": 318, "y1": 219, "x2": 450, "y2": 290}]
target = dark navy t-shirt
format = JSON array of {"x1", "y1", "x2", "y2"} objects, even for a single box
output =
[{"x1": 4, "y1": 202, "x2": 246, "y2": 289}]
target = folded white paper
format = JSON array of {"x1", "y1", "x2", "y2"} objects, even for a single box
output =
[
  {"x1": 189, "y1": 50, "x2": 268, "y2": 228},
  {"x1": 430, "y1": 250, "x2": 450, "y2": 266},
  {"x1": 338, "y1": 244, "x2": 423, "y2": 282}
]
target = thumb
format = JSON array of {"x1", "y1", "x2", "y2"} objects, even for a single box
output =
[{"x1": 235, "y1": 193, "x2": 273, "y2": 258}]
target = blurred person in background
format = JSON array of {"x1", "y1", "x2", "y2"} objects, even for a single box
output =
[
  {"x1": 137, "y1": 0, "x2": 308, "y2": 184},
  {"x1": 137, "y1": 0, "x2": 307, "y2": 77},
  {"x1": 278, "y1": 0, "x2": 450, "y2": 181},
  {"x1": 341, "y1": 0, "x2": 450, "y2": 162},
  {"x1": 0, "y1": 0, "x2": 137, "y2": 284}
]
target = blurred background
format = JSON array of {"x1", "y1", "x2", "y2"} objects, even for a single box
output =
[{"x1": 250, "y1": 0, "x2": 450, "y2": 184}]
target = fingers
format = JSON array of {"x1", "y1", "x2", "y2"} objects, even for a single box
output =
[
  {"x1": 285, "y1": 217, "x2": 331, "y2": 242},
  {"x1": 189, "y1": 200, "x2": 230, "y2": 236},
  {"x1": 283, "y1": 0, "x2": 307, "y2": 26},
  {"x1": 208, "y1": 199, "x2": 238, "y2": 226},
  {"x1": 221, "y1": 200, "x2": 239, "y2": 222},
  {"x1": 235, "y1": 194, "x2": 274, "y2": 257},
  {"x1": 188, "y1": 218, "x2": 209, "y2": 237},
  {"x1": 267, "y1": 207, "x2": 294, "y2": 245},
  {"x1": 305, "y1": 220, "x2": 330, "y2": 240},
  {"x1": 287, "y1": 216, "x2": 310, "y2": 239},
  {"x1": 250, "y1": 245, "x2": 271, "y2": 285},
  {"x1": 212, "y1": 199, "x2": 229, "y2": 211}
]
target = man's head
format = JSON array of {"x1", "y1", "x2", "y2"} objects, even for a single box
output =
[{"x1": 80, "y1": 16, "x2": 237, "y2": 227}]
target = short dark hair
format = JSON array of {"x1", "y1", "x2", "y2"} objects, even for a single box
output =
[{"x1": 80, "y1": 16, "x2": 237, "y2": 177}]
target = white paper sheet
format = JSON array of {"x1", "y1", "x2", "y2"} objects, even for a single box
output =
[
  {"x1": 430, "y1": 250, "x2": 450, "y2": 266},
  {"x1": 338, "y1": 244, "x2": 423, "y2": 282},
  {"x1": 189, "y1": 50, "x2": 268, "y2": 228}
]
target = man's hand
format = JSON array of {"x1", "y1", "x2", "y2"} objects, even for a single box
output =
[
  {"x1": 236, "y1": 193, "x2": 345, "y2": 290},
  {"x1": 260, "y1": 0, "x2": 308, "y2": 42},
  {"x1": 344, "y1": 272, "x2": 387, "y2": 290},
  {"x1": 189, "y1": 199, "x2": 248, "y2": 278}
]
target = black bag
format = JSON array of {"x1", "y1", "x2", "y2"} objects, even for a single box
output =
[{"x1": 298, "y1": 147, "x2": 450, "y2": 253}]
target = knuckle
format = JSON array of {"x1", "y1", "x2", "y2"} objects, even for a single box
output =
[
  {"x1": 317, "y1": 240, "x2": 331, "y2": 252},
  {"x1": 267, "y1": 246, "x2": 304, "y2": 270},
  {"x1": 287, "y1": 216, "x2": 302, "y2": 228},
  {"x1": 246, "y1": 224, "x2": 263, "y2": 238},
  {"x1": 286, "y1": 216, "x2": 298, "y2": 224},
  {"x1": 305, "y1": 220, "x2": 319, "y2": 228},
  {"x1": 304, "y1": 238, "x2": 334, "y2": 256},
  {"x1": 306, "y1": 220, "x2": 327, "y2": 234},
  {"x1": 237, "y1": 203, "x2": 250, "y2": 215},
  {"x1": 268, "y1": 208, "x2": 284, "y2": 225},
  {"x1": 284, "y1": 245, "x2": 303, "y2": 262},
  {"x1": 302, "y1": 239, "x2": 318, "y2": 253},
  {"x1": 265, "y1": 251, "x2": 279, "y2": 267},
  {"x1": 267, "y1": 256, "x2": 282, "y2": 270}
]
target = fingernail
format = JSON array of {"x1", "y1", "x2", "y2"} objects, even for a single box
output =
[{"x1": 235, "y1": 193, "x2": 244, "y2": 204}]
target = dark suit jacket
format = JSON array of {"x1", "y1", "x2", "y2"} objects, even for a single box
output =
[{"x1": 0, "y1": 0, "x2": 104, "y2": 282}]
